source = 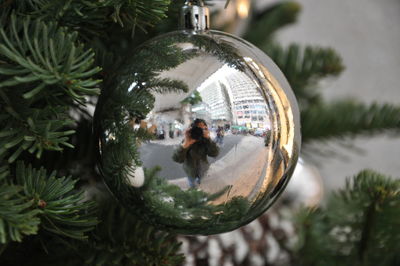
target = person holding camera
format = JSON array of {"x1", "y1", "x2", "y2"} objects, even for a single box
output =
[
  {"x1": 215, "y1": 126, "x2": 225, "y2": 145},
  {"x1": 172, "y1": 119, "x2": 219, "y2": 188}
]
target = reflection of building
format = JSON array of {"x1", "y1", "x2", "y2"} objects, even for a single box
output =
[
  {"x1": 192, "y1": 102, "x2": 212, "y2": 124},
  {"x1": 198, "y1": 82, "x2": 232, "y2": 123},
  {"x1": 225, "y1": 70, "x2": 269, "y2": 129},
  {"x1": 195, "y1": 64, "x2": 270, "y2": 130}
]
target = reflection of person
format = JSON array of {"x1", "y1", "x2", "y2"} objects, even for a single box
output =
[
  {"x1": 215, "y1": 126, "x2": 224, "y2": 145},
  {"x1": 172, "y1": 119, "x2": 219, "y2": 188},
  {"x1": 264, "y1": 129, "x2": 272, "y2": 147}
]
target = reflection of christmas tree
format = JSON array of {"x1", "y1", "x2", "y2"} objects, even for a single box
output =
[
  {"x1": 135, "y1": 166, "x2": 251, "y2": 235},
  {"x1": 0, "y1": 1, "x2": 399, "y2": 265},
  {"x1": 181, "y1": 91, "x2": 203, "y2": 106}
]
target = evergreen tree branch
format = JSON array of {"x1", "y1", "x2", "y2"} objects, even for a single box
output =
[
  {"x1": 148, "y1": 78, "x2": 189, "y2": 94},
  {"x1": 181, "y1": 91, "x2": 202, "y2": 105},
  {"x1": 243, "y1": 1, "x2": 301, "y2": 47},
  {"x1": 358, "y1": 200, "x2": 375, "y2": 264},
  {"x1": 295, "y1": 170, "x2": 400, "y2": 266},
  {"x1": 56, "y1": 199, "x2": 185, "y2": 266},
  {"x1": 265, "y1": 44, "x2": 344, "y2": 106},
  {"x1": 15, "y1": 162, "x2": 98, "y2": 240},
  {"x1": 0, "y1": 184, "x2": 41, "y2": 244},
  {"x1": 301, "y1": 101, "x2": 400, "y2": 142},
  {"x1": 0, "y1": 14, "x2": 101, "y2": 102},
  {"x1": 0, "y1": 104, "x2": 76, "y2": 161},
  {"x1": 0, "y1": 162, "x2": 41, "y2": 244},
  {"x1": 137, "y1": 167, "x2": 250, "y2": 234},
  {"x1": 0, "y1": 14, "x2": 101, "y2": 162},
  {"x1": 5, "y1": 0, "x2": 171, "y2": 37}
]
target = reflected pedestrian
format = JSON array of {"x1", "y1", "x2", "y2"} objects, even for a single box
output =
[
  {"x1": 215, "y1": 126, "x2": 224, "y2": 145},
  {"x1": 172, "y1": 119, "x2": 219, "y2": 188}
]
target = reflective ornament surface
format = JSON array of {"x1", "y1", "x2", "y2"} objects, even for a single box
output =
[
  {"x1": 285, "y1": 157, "x2": 323, "y2": 207},
  {"x1": 95, "y1": 30, "x2": 301, "y2": 235}
]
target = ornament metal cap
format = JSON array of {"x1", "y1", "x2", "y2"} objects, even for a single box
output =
[{"x1": 180, "y1": 0, "x2": 210, "y2": 31}]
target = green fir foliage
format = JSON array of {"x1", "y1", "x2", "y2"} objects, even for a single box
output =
[
  {"x1": 295, "y1": 171, "x2": 400, "y2": 266},
  {"x1": 0, "y1": 161, "x2": 97, "y2": 244},
  {"x1": 244, "y1": 1, "x2": 400, "y2": 143},
  {"x1": 301, "y1": 101, "x2": 400, "y2": 142},
  {"x1": 0, "y1": 14, "x2": 101, "y2": 162},
  {"x1": 181, "y1": 90, "x2": 203, "y2": 105},
  {"x1": 0, "y1": 198, "x2": 183, "y2": 266},
  {"x1": 80, "y1": 201, "x2": 184, "y2": 266},
  {"x1": 101, "y1": 125, "x2": 143, "y2": 191},
  {"x1": 139, "y1": 167, "x2": 250, "y2": 234},
  {"x1": 2, "y1": 0, "x2": 171, "y2": 36},
  {"x1": 1, "y1": 0, "x2": 400, "y2": 264},
  {"x1": 0, "y1": 14, "x2": 101, "y2": 102},
  {"x1": 266, "y1": 44, "x2": 344, "y2": 106},
  {"x1": 15, "y1": 162, "x2": 98, "y2": 240},
  {"x1": 244, "y1": 1, "x2": 301, "y2": 46},
  {"x1": 0, "y1": 163, "x2": 41, "y2": 243}
]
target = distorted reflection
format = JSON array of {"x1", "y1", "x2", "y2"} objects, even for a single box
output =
[
  {"x1": 172, "y1": 119, "x2": 219, "y2": 188},
  {"x1": 139, "y1": 64, "x2": 272, "y2": 200},
  {"x1": 96, "y1": 30, "x2": 300, "y2": 234}
]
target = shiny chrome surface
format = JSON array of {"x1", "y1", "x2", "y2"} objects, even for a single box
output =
[
  {"x1": 95, "y1": 30, "x2": 301, "y2": 235},
  {"x1": 180, "y1": 0, "x2": 210, "y2": 31}
]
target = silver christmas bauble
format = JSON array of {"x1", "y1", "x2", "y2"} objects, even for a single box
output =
[{"x1": 95, "y1": 29, "x2": 301, "y2": 235}]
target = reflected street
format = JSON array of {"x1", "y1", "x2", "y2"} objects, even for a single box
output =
[
  {"x1": 140, "y1": 133, "x2": 269, "y2": 201},
  {"x1": 140, "y1": 134, "x2": 253, "y2": 180}
]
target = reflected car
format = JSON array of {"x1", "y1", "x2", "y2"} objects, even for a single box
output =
[{"x1": 254, "y1": 129, "x2": 265, "y2": 137}]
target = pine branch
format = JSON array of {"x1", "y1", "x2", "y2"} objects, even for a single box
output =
[
  {"x1": 108, "y1": 0, "x2": 172, "y2": 32},
  {"x1": 138, "y1": 167, "x2": 250, "y2": 234},
  {"x1": 0, "y1": 105, "x2": 77, "y2": 162},
  {"x1": 15, "y1": 162, "x2": 98, "y2": 240},
  {"x1": 0, "y1": 14, "x2": 101, "y2": 102},
  {"x1": 6, "y1": 0, "x2": 171, "y2": 37},
  {"x1": 0, "y1": 14, "x2": 102, "y2": 162},
  {"x1": 99, "y1": 125, "x2": 142, "y2": 192},
  {"x1": 295, "y1": 170, "x2": 400, "y2": 266},
  {"x1": 0, "y1": 163, "x2": 41, "y2": 244},
  {"x1": 243, "y1": 1, "x2": 301, "y2": 47},
  {"x1": 181, "y1": 91, "x2": 202, "y2": 105},
  {"x1": 149, "y1": 78, "x2": 189, "y2": 94},
  {"x1": 265, "y1": 44, "x2": 344, "y2": 106},
  {"x1": 190, "y1": 35, "x2": 247, "y2": 71},
  {"x1": 301, "y1": 101, "x2": 400, "y2": 142},
  {"x1": 59, "y1": 199, "x2": 184, "y2": 266},
  {"x1": 0, "y1": 184, "x2": 40, "y2": 244}
]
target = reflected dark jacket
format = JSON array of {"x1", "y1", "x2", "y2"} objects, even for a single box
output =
[{"x1": 172, "y1": 139, "x2": 219, "y2": 178}]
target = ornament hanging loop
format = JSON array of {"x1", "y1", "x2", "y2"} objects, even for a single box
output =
[{"x1": 180, "y1": 0, "x2": 210, "y2": 31}]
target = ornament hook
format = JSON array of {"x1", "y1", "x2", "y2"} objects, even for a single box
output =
[{"x1": 181, "y1": 0, "x2": 210, "y2": 31}]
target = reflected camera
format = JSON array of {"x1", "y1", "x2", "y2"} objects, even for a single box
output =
[{"x1": 190, "y1": 126, "x2": 204, "y2": 140}]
